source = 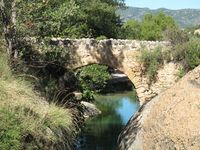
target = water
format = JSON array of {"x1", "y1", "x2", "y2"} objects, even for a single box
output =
[{"x1": 76, "y1": 91, "x2": 140, "y2": 150}]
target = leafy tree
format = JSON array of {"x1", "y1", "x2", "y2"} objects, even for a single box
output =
[
  {"x1": 121, "y1": 12, "x2": 177, "y2": 41},
  {"x1": 75, "y1": 0, "x2": 122, "y2": 38},
  {"x1": 141, "y1": 12, "x2": 177, "y2": 40},
  {"x1": 16, "y1": 0, "x2": 79, "y2": 37},
  {"x1": 16, "y1": 0, "x2": 123, "y2": 38},
  {"x1": 76, "y1": 64, "x2": 111, "y2": 101},
  {"x1": 121, "y1": 19, "x2": 141, "y2": 39},
  {"x1": 140, "y1": 14, "x2": 163, "y2": 41},
  {"x1": 154, "y1": 12, "x2": 177, "y2": 31}
]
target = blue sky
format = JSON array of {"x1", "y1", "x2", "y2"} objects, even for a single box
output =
[{"x1": 125, "y1": 0, "x2": 200, "y2": 9}]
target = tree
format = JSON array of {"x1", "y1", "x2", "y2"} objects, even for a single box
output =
[
  {"x1": 140, "y1": 14, "x2": 163, "y2": 40},
  {"x1": 79, "y1": 0, "x2": 122, "y2": 38},
  {"x1": 16, "y1": 0, "x2": 124, "y2": 38},
  {"x1": 121, "y1": 19, "x2": 141, "y2": 39},
  {"x1": 76, "y1": 64, "x2": 111, "y2": 101},
  {"x1": 0, "y1": 0, "x2": 18, "y2": 61},
  {"x1": 140, "y1": 12, "x2": 177, "y2": 40},
  {"x1": 121, "y1": 12, "x2": 177, "y2": 41},
  {"x1": 16, "y1": 0, "x2": 79, "y2": 37}
]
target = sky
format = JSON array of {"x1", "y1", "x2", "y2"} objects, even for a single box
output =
[{"x1": 125, "y1": 0, "x2": 200, "y2": 10}]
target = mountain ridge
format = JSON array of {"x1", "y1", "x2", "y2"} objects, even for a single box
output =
[{"x1": 118, "y1": 7, "x2": 200, "y2": 28}]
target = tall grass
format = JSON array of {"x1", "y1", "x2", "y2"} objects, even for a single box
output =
[{"x1": 0, "y1": 48, "x2": 77, "y2": 149}]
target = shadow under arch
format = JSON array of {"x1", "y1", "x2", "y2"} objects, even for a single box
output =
[{"x1": 74, "y1": 62, "x2": 139, "y2": 95}]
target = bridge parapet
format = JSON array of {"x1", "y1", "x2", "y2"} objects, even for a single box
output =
[{"x1": 50, "y1": 38, "x2": 170, "y2": 51}]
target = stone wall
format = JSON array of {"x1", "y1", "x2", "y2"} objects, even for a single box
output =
[{"x1": 49, "y1": 38, "x2": 179, "y2": 104}]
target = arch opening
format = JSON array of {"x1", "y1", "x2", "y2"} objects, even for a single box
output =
[
  {"x1": 75, "y1": 64, "x2": 140, "y2": 150},
  {"x1": 74, "y1": 63, "x2": 139, "y2": 98}
]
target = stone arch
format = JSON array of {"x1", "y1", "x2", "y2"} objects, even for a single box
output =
[
  {"x1": 49, "y1": 38, "x2": 178, "y2": 104},
  {"x1": 72, "y1": 61, "x2": 149, "y2": 105}
]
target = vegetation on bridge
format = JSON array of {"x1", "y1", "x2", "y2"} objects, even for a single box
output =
[{"x1": 139, "y1": 27, "x2": 200, "y2": 82}]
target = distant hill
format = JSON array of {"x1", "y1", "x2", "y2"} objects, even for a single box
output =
[{"x1": 118, "y1": 7, "x2": 200, "y2": 28}]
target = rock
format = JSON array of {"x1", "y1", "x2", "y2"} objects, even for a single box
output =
[
  {"x1": 81, "y1": 101, "x2": 101, "y2": 118},
  {"x1": 73, "y1": 92, "x2": 82, "y2": 101},
  {"x1": 118, "y1": 65, "x2": 200, "y2": 150},
  {"x1": 194, "y1": 29, "x2": 200, "y2": 35}
]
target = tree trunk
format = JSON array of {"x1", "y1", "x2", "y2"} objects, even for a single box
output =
[{"x1": 0, "y1": 0, "x2": 18, "y2": 63}]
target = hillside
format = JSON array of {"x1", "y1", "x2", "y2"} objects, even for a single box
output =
[
  {"x1": 118, "y1": 7, "x2": 200, "y2": 28},
  {"x1": 0, "y1": 47, "x2": 78, "y2": 149}
]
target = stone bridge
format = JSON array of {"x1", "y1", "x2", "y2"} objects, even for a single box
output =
[{"x1": 50, "y1": 38, "x2": 180, "y2": 104}]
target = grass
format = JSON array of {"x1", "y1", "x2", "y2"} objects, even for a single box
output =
[
  {"x1": 176, "y1": 68, "x2": 187, "y2": 79},
  {"x1": 0, "y1": 109, "x2": 22, "y2": 150},
  {"x1": 0, "y1": 48, "x2": 77, "y2": 149}
]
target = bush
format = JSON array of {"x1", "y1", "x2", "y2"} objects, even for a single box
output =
[
  {"x1": 0, "y1": 109, "x2": 22, "y2": 150},
  {"x1": 76, "y1": 64, "x2": 111, "y2": 101},
  {"x1": 185, "y1": 38, "x2": 200, "y2": 70},
  {"x1": 139, "y1": 47, "x2": 165, "y2": 82},
  {"x1": 96, "y1": 35, "x2": 107, "y2": 40},
  {"x1": 139, "y1": 37, "x2": 200, "y2": 81},
  {"x1": 121, "y1": 20, "x2": 141, "y2": 39},
  {"x1": 164, "y1": 27, "x2": 189, "y2": 45},
  {"x1": 120, "y1": 12, "x2": 177, "y2": 41},
  {"x1": 173, "y1": 37, "x2": 200, "y2": 71},
  {"x1": 176, "y1": 68, "x2": 186, "y2": 79}
]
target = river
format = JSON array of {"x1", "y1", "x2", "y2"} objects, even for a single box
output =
[{"x1": 76, "y1": 91, "x2": 139, "y2": 150}]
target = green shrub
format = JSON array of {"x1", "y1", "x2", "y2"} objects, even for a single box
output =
[
  {"x1": 164, "y1": 27, "x2": 189, "y2": 45},
  {"x1": 172, "y1": 43, "x2": 187, "y2": 61},
  {"x1": 185, "y1": 38, "x2": 200, "y2": 70},
  {"x1": 0, "y1": 109, "x2": 22, "y2": 150},
  {"x1": 139, "y1": 36, "x2": 200, "y2": 81},
  {"x1": 139, "y1": 47, "x2": 165, "y2": 82},
  {"x1": 176, "y1": 68, "x2": 187, "y2": 79},
  {"x1": 173, "y1": 37, "x2": 200, "y2": 71},
  {"x1": 120, "y1": 12, "x2": 177, "y2": 40},
  {"x1": 121, "y1": 20, "x2": 141, "y2": 39},
  {"x1": 76, "y1": 64, "x2": 111, "y2": 101},
  {"x1": 96, "y1": 35, "x2": 107, "y2": 40},
  {"x1": 82, "y1": 90, "x2": 95, "y2": 102}
]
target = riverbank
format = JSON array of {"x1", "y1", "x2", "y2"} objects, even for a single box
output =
[{"x1": 0, "y1": 51, "x2": 80, "y2": 149}]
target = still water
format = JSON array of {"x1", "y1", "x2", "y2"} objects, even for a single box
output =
[{"x1": 76, "y1": 91, "x2": 140, "y2": 150}]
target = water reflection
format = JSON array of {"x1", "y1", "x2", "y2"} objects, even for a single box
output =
[{"x1": 76, "y1": 91, "x2": 139, "y2": 150}]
